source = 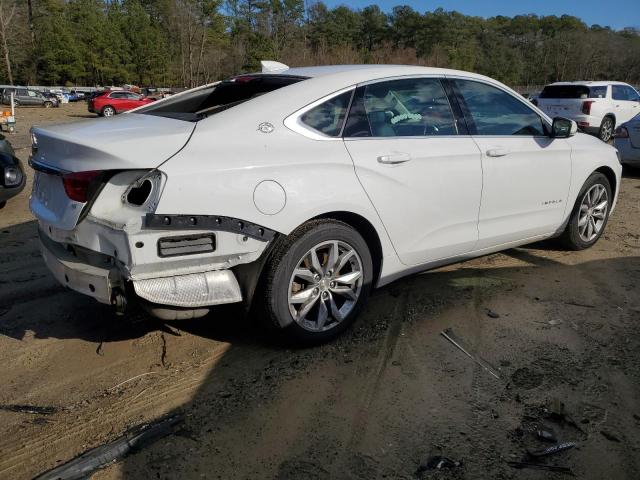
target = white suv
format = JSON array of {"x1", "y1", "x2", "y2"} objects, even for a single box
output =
[{"x1": 536, "y1": 81, "x2": 640, "y2": 142}]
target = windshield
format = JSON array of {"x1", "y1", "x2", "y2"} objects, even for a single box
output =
[
  {"x1": 540, "y1": 85, "x2": 607, "y2": 99},
  {"x1": 137, "y1": 74, "x2": 307, "y2": 121}
]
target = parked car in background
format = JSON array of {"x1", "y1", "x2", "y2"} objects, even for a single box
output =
[
  {"x1": 41, "y1": 92, "x2": 61, "y2": 107},
  {"x1": 88, "y1": 90, "x2": 154, "y2": 116},
  {"x1": 536, "y1": 81, "x2": 640, "y2": 142},
  {"x1": 613, "y1": 114, "x2": 640, "y2": 167},
  {"x1": 0, "y1": 135, "x2": 24, "y2": 208},
  {"x1": 1, "y1": 87, "x2": 57, "y2": 108},
  {"x1": 29, "y1": 62, "x2": 621, "y2": 344}
]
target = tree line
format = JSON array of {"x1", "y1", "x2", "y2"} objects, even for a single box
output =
[{"x1": 0, "y1": 0, "x2": 638, "y2": 89}]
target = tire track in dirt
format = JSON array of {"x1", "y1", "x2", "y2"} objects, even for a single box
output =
[{"x1": 0, "y1": 346, "x2": 229, "y2": 479}]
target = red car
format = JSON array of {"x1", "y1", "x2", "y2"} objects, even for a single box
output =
[{"x1": 88, "y1": 91, "x2": 155, "y2": 117}]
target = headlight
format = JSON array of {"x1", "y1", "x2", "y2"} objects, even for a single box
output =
[{"x1": 4, "y1": 166, "x2": 22, "y2": 186}]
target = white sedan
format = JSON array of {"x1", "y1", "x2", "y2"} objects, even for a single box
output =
[{"x1": 29, "y1": 62, "x2": 622, "y2": 343}]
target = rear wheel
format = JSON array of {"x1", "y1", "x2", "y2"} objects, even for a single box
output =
[
  {"x1": 598, "y1": 116, "x2": 614, "y2": 142},
  {"x1": 559, "y1": 172, "x2": 611, "y2": 250},
  {"x1": 261, "y1": 220, "x2": 373, "y2": 344},
  {"x1": 102, "y1": 105, "x2": 115, "y2": 117}
]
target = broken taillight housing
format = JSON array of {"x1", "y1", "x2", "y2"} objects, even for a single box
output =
[
  {"x1": 123, "y1": 170, "x2": 164, "y2": 210},
  {"x1": 62, "y1": 170, "x2": 104, "y2": 203}
]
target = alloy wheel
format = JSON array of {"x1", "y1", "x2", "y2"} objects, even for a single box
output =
[
  {"x1": 103, "y1": 107, "x2": 115, "y2": 117},
  {"x1": 288, "y1": 240, "x2": 363, "y2": 332},
  {"x1": 600, "y1": 118, "x2": 613, "y2": 142},
  {"x1": 578, "y1": 184, "x2": 608, "y2": 242}
]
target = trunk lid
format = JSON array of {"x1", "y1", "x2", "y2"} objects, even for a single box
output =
[{"x1": 30, "y1": 114, "x2": 195, "y2": 231}]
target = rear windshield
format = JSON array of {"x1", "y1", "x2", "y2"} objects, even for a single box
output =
[
  {"x1": 540, "y1": 85, "x2": 607, "y2": 99},
  {"x1": 137, "y1": 74, "x2": 307, "y2": 121}
]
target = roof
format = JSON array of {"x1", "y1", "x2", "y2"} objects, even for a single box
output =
[{"x1": 548, "y1": 81, "x2": 631, "y2": 87}]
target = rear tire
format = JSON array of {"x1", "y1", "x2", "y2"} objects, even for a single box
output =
[
  {"x1": 598, "y1": 116, "x2": 614, "y2": 142},
  {"x1": 101, "y1": 105, "x2": 115, "y2": 117},
  {"x1": 558, "y1": 172, "x2": 611, "y2": 250},
  {"x1": 260, "y1": 219, "x2": 373, "y2": 345}
]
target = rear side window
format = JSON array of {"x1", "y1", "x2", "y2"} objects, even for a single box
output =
[
  {"x1": 300, "y1": 91, "x2": 353, "y2": 137},
  {"x1": 138, "y1": 75, "x2": 306, "y2": 121},
  {"x1": 344, "y1": 77, "x2": 458, "y2": 137},
  {"x1": 540, "y1": 85, "x2": 606, "y2": 99},
  {"x1": 454, "y1": 79, "x2": 545, "y2": 136}
]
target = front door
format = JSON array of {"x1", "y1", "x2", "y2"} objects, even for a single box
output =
[
  {"x1": 450, "y1": 78, "x2": 572, "y2": 249},
  {"x1": 343, "y1": 77, "x2": 482, "y2": 266}
]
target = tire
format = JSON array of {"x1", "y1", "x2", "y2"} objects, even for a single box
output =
[
  {"x1": 559, "y1": 172, "x2": 612, "y2": 250},
  {"x1": 260, "y1": 219, "x2": 373, "y2": 345},
  {"x1": 43, "y1": 101, "x2": 53, "y2": 108},
  {"x1": 598, "y1": 116, "x2": 614, "y2": 142},
  {"x1": 102, "y1": 105, "x2": 116, "y2": 117}
]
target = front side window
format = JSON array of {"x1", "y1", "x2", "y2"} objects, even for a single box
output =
[
  {"x1": 300, "y1": 91, "x2": 352, "y2": 137},
  {"x1": 624, "y1": 86, "x2": 640, "y2": 102},
  {"x1": 454, "y1": 79, "x2": 546, "y2": 136},
  {"x1": 344, "y1": 78, "x2": 458, "y2": 137}
]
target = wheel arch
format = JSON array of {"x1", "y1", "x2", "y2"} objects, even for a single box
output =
[
  {"x1": 237, "y1": 210, "x2": 385, "y2": 314},
  {"x1": 603, "y1": 113, "x2": 616, "y2": 126},
  {"x1": 102, "y1": 104, "x2": 116, "y2": 114},
  {"x1": 595, "y1": 165, "x2": 617, "y2": 197},
  {"x1": 310, "y1": 210, "x2": 383, "y2": 287}
]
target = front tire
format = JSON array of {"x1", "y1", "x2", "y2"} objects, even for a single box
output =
[
  {"x1": 261, "y1": 220, "x2": 373, "y2": 344},
  {"x1": 44, "y1": 101, "x2": 53, "y2": 108},
  {"x1": 598, "y1": 116, "x2": 614, "y2": 142},
  {"x1": 559, "y1": 172, "x2": 611, "y2": 250}
]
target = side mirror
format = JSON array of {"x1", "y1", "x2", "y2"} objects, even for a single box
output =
[{"x1": 551, "y1": 117, "x2": 577, "y2": 138}]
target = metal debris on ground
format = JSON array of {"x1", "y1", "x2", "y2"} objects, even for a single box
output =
[
  {"x1": 506, "y1": 461, "x2": 575, "y2": 475},
  {"x1": 486, "y1": 309, "x2": 500, "y2": 318},
  {"x1": 537, "y1": 429, "x2": 558, "y2": 443},
  {"x1": 440, "y1": 328, "x2": 501, "y2": 380},
  {"x1": 528, "y1": 441, "x2": 576, "y2": 458},
  {"x1": 416, "y1": 455, "x2": 462, "y2": 474},
  {"x1": 34, "y1": 414, "x2": 183, "y2": 480},
  {"x1": 0, "y1": 404, "x2": 57, "y2": 415}
]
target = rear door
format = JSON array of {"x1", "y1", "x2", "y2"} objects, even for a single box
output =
[
  {"x1": 450, "y1": 78, "x2": 572, "y2": 248},
  {"x1": 108, "y1": 91, "x2": 127, "y2": 111},
  {"x1": 612, "y1": 85, "x2": 640, "y2": 124},
  {"x1": 343, "y1": 76, "x2": 482, "y2": 266}
]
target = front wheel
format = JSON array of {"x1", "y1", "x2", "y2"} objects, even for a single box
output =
[
  {"x1": 44, "y1": 101, "x2": 53, "y2": 108},
  {"x1": 559, "y1": 172, "x2": 611, "y2": 250},
  {"x1": 261, "y1": 220, "x2": 373, "y2": 344},
  {"x1": 598, "y1": 117, "x2": 614, "y2": 142}
]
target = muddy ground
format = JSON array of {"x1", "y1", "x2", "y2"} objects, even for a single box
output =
[{"x1": 1, "y1": 103, "x2": 639, "y2": 480}]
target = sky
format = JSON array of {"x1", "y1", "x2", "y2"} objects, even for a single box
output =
[{"x1": 321, "y1": 0, "x2": 640, "y2": 30}]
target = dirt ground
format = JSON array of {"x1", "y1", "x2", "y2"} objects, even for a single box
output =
[{"x1": 1, "y1": 103, "x2": 639, "y2": 480}]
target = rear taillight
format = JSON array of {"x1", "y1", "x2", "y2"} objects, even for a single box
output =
[
  {"x1": 614, "y1": 126, "x2": 629, "y2": 138},
  {"x1": 582, "y1": 100, "x2": 595, "y2": 115},
  {"x1": 62, "y1": 170, "x2": 103, "y2": 203}
]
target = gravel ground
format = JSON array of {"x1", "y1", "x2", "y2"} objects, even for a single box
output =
[{"x1": 0, "y1": 103, "x2": 639, "y2": 480}]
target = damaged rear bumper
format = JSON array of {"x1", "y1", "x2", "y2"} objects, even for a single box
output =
[{"x1": 38, "y1": 227, "x2": 244, "y2": 310}]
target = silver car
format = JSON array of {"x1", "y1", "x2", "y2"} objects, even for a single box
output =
[{"x1": 614, "y1": 115, "x2": 640, "y2": 166}]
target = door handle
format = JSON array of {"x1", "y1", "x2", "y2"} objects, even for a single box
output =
[
  {"x1": 486, "y1": 147, "x2": 510, "y2": 157},
  {"x1": 377, "y1": 153, "x2": 411, "y2": 164}
]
